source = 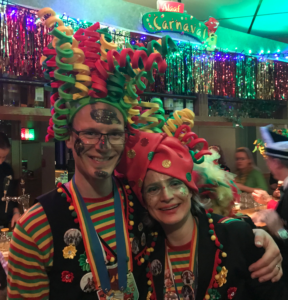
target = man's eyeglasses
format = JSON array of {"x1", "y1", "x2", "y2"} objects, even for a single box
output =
[{"x1": 71, "y1": 128, "x2": 126, "y2": 145}]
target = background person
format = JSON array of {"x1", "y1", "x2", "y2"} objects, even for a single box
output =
[
  {"x1": 235, "y1": 147, "x2": 268, "y2": 193},
  {"x1": 253, "y1": 125, "x2": 288, "y2": 281},
  {"x1": 0, "y1": 132, "x2": 20, "y2": 228}
]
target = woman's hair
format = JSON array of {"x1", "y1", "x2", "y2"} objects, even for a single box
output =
[
  {"x1": 142, "y1": 193, "x2": 203, "y2": 229},
  {"x1": 236, "y1": 147, "x2": 257, "y2": 170},
  {"x1": 209, "y1": 145, "x2": 226, "y2": 165}
]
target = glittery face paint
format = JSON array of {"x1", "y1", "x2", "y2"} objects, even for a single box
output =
[
  {"x1": 90, "y1": 109, "x2": 121, "y2": 125},
  {"x1": 180, "y1": 186, "x2": 188, "y2": 196},
  {"x1": 74, "y1": 138, "x2": 85, "y2": 156},
  {"x1": 95, "y1": 171, "x2": 109, "y2": 179}
]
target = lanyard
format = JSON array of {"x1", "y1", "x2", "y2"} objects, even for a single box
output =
[
  {"x1": 70, "y1": 176, "x2": 130, "y2": 292},
  {"x1": 165, "y1": 217, "x2": 198, "y2": 298}
]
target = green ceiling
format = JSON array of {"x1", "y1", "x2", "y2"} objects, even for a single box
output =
[{"x1": 126, "y1": 0, "x2": 288, "y2": 43}]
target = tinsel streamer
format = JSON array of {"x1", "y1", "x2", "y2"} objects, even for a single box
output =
[
  {"x1": 186, "y1": 45, "x2": 193, "y2": 93},
  {"x1": 256, "y1": 60, "x2": 275, "y2": 100},
  {"x1": 0, "y1": 4, "x2": 7, "y2": 73},
  {"x1": 165, "y1": 45, "x2": 214, "y2": 95},
  {"x1": 274, "y1": 61, "x2": 288, "y2": 100},
  {"x1": 4, "y1": 4, "x2": 51, "y2": 77},
  {"x1": 245, "y1": 57, "x2": 256, "y2": 99},
  {"x1": 236, "y1": 57, "x2": 256, "y2": 99},
  {"x1": 192, "y1": 49, "x2": 214, "y2": 94},
  {"x1": 165, "y1": 50, "x2": 184, "y2": 94},
  {"x1": 214, "y1": 53, "x2": 236, "y2": 97}
]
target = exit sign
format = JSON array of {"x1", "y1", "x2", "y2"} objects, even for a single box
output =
[{"x1": 21, "y1": 128, "x2": 35, "y2": 141}]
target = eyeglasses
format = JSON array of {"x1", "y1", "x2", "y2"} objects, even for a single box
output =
[{"x1": 71, "y1": 128, "x2": 126, "y2": 145}]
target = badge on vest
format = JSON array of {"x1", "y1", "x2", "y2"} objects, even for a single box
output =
[
  {"x1": 80, "y1": 272, "x2": 97, "y2": 293},
  {"x1": 63, "y1": 229, "x2": 82, "y2": 259},
  {"x1": 96, "y1": 272, "x2": 139, "y2": 300},
  {"x1": 64, "y1": 228, "x2": 82, "y2": 246}
]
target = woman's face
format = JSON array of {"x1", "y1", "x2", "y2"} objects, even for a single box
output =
[
  {"x1": 235, "y1": 151, "x2": 251, "y2": 170},
  {"x1": 143, "y1": 170, "x2": 192, "y2": 226}
]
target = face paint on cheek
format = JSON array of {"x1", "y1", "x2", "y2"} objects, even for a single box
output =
[
  {"x1": 95, "y1": 171, "x2": 109, "y2": 179},
  {"x1": 74, "y1": 138, "x2": 85, "y2": 156},
  {"x1": 180, "y1": 187, "x2": 188, "y2": 196}
]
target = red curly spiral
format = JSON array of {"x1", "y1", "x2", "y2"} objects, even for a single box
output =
[
  {"x1": 74, "y1": 23, "x2": 109, "y2": 99},
  {"x1": 106, "y1": 48, "x2": 167, "y2": 74},
  {"x1": 175, "y1": 125, "x2": 211, "y2": 160}
]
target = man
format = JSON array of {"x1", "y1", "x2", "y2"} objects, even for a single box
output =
[
  {"x1": 7, "y1": 8, "x2": 285, "y2": 300},
  {"x1": 7, "y1": 9, "x2": 167, "y2": 300},
  {"x1": 253, "y1": 125, "x2": 288, "y2": 281},
  {"x1": 0, "y1": 132, "x2": 20, "y2": 228}
]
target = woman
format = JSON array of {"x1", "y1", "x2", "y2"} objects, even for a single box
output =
[
  {"x1": 209, "y1": 145, "x2": 230, "y2": 172},
  {"x1": 118, "y1": 126, "x2": 285, "y2": 300},
  {"x1": 235, "y1": 147, "x2": 268, "y2": 193}
]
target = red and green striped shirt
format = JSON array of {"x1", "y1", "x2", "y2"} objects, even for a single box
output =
[
  {"x1": 166, "y1": 242, "x2": 191, "y2": 297},
  {"x1": 8, "y1": 190, "x2": 123, "y2": 299},
  {"x1": 164, "y1": 219, "x2": 198, "y2": 299}
]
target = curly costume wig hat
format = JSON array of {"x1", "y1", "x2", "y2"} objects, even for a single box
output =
[{"x1": 38, "y1": 7, "x2": 178, "y2": 142}]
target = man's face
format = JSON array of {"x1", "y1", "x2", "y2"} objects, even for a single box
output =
[
  {"x1": 0, "y1": 148, "x2": 10, "y2": 165},
  {"x1": 66, "y1": 102, "x2": 125, "y2": 180}
]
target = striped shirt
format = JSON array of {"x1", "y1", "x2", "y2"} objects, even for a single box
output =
[
  {"x1": 7, "y1": 189, "x2": 124, "y2": 299},
  {"x1": 166, "y1": 242, "x2": 191, "y2": 297},
  {"x1": 164, "y1": 219, "x2": 198, "y2": 300}
]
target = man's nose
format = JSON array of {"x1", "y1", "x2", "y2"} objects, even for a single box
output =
[{"x1": 95, "y1": 135, "x2": 110, "y2": 150}]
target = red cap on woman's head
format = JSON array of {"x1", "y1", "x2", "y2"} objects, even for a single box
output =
[{"x1": 117, "y1": 125, "x2": 210, "y2": 206}]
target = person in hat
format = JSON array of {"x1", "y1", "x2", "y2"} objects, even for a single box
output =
[
  {"x1": 252, "y1": 125, "x2": 288, "y2": 281},
  {"x1": 7, "y1": 7, "x2": 176, "y2": 300},
  {"x1": 117, "y1": 124, "x2": 286, "y2": 300}
]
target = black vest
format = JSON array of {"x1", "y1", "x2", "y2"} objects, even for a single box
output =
[{"x1": 38, "y1": 178, "x2": 148, "y2": 300}]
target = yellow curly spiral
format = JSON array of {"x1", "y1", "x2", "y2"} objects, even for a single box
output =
[
  {"x1": 123, "y1": 95, "x2": 141, "y2": 124},
  {"x1": 162, "y1": 108, "x2": 195, "y2": 136},
  {"x1": 100, "y1": 34, "x2": 118, "y2": 61},
  {"x1": 38, "y1": 7, "x2": 91, "y2": 99}
]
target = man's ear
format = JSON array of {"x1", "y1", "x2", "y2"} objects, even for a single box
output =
[{"x1": 66, "y1": 135, "x2": 73, "y2": 150}]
